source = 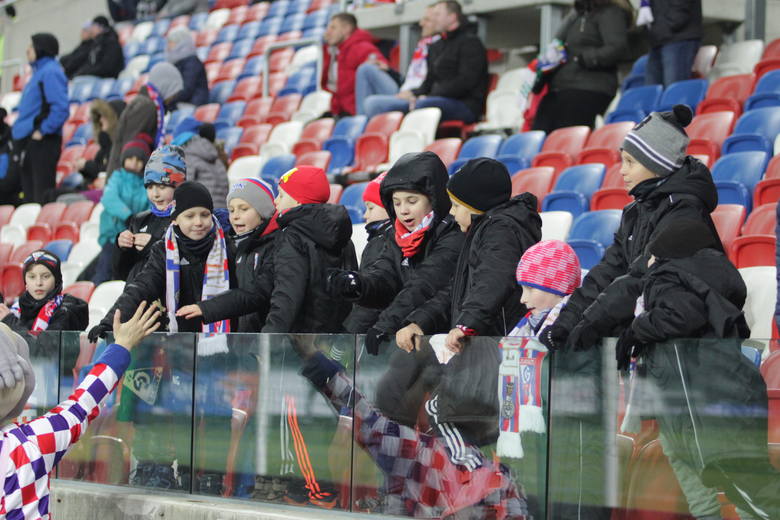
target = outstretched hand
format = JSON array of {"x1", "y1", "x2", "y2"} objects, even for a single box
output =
[
  {"x1": 176, "y1": 304, "x2": 203, "y2": 320},
  {"x1": 113, "y1": 301, "x2": 161, "y2": 351}
]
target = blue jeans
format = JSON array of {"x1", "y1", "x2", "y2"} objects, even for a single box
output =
[
  {"x1": 645, "y1": 39, "x2": 701, "y2": 87},
  {"x1": 355, "y1": 63, "x2": 399, "y2": 116},
  {"x1": 363, "y1": 94, "x2": 477, "y2": 123},
  {"x1": 92, "y1": 242, "x2": 117, "y2": 285}
]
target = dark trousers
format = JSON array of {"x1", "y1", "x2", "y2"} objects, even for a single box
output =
[
  {"x1": 532, "y1": 89, "x2": 613, "y2": 134},
  {"x1": 20, "y1": 134, "x2": 61, "y2": 204},
  {"x1": 645, "y1": 39, "x2": 701, "y2": 88}
]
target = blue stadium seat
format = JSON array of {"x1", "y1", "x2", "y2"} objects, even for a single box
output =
[
  {"x1": 447, "y1": 134, "x2": 504, "y2": 175},
  {"x1": 143, "y1": 53, "x2": 165, "y2": 73},
  {"x1": 541, "y1": 163, "x2": 606, "y2": 217},
  {"x1": 496, "y1": 131, "x2": 546, "y2": 174},
  {"x1": 302, "y1": 26, "x2": 325, "y2": 40},
  {"x1": 656, "y1": 79, "x2": 708, "y2": 112},
  {"x1": 123, "y1": 40, "x2": 142, "y2": 60},
  {"x1": 166, "y1": 106, "x2": 197, "y2": 135},
  {"x1": 258, "y1": 16, "x2": 284, "y2": 37},
  {"x1": 303, "y1": 9, "x2": 329, "y2": 30},
  {"x1": 239, "y1": 56, "x2": 265, "y2": 80},
  {"x1": 226, "y1": 38, "x2": 254, "y2": 61},
  {"x1": 67, "y1": 123, "x2": 93, "y2": 147},
  {"x1": 745, "y1": 70, "x2": 780, "y2": 111},
  {"x1": 237, "y1": 21, "x2": 262, "y2": 41},
  {"x1": 150, "y1": 18, "x2": 170, "y2": 37},
  {"x1": 567, "y1": 209, "x2": 622, "y2": 268},
  {"x1": 630, "y1": 54, "x2": 648, "y2": 76},
  {"x1": 69, "y1": 79, "x2": 96, "y2": 104},
  {"x1": 215, "y1": 24, "x2": 240, "y2": 44},
  {"x1": 214, "y1": 101, "x2": 247, "y2": 130},
  {"x1": 261, "y1": 153, "x2": 297, "y2": 184},
  {"x1": 741, "y1": 345, "x2": 761, "y2": 366},
  {"x1": 189, "y1": 12, "x2": 208, "y2": 31},
  {"x1": 288, "y1": 0, "x2": 311, "y2": 14},
  {"x1": 711, "y1": 151, "x2": 768, "y2": 213},
  {"x1": 280, "y1": 13, "x2": 305, "y2": 33},
  {"x1": 721, "y1": 107, "x2": 780, "y2": 156},
  {"x1": 277, "y1": 68, "x2": 317, "y2": 97},
  {"x1": 88, "y1": 78, "x2": 116, "y2": 101},
  {"x1": 216, "y1": 126, "x2": 243, "y2": 156},
  {"x1": 605, "y1": 85, "x2": 663, "y2": 123},
  {"x1": 44, "y1": 240, "x2": 73, "y2": 262},
  {"x1": 266, "y1": 0, "x2": 290, "y2": 17},
  {"x1": 209, "y1": 80, "x2": 236, "y2": 104},
  {"x1": 621, "y1": 75, "x2": 646, "y2": 92},
  {"x1": 108, "y1": 77, "x2": 135, "y2": 100},
  {"x1": 340, "y1": 182, "x2": 368, "y2": 224},
  {"x1": 140, "y1": 36, "x2": 165, "y2": 56},
  {"x1": 322, "y1": 116, "x2": 369, "y2": 172}
]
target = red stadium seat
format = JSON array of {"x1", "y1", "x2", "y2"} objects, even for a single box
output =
[
  {"x1": 296, "y1": 150, "x2": 332, "y2": 171},
  {"x1": 237, "y1": 97, "x2": 274, "y2": 128},
  {"x1": 213, "y1": 0, "x2": 247, "y2": 10},
  {"x1": 742, "y1": 203, "x2": 776, "y2": 235},
  {"x1": 228, "y1": 76, "x2": 263, "y2": 102},
  {"x1": 591, "y1": 164, "x2": 632, "y2": 210},
  {"x1": 308, "y1": 0, "x2": 334, "y2": 12},
  {"x1": 205, "y1": 43, "x2": 233, "y2": 66},
  {"x1": 9, "y1": 241, "x2": 44, "y2": 265},
  {"x1": 696, "y1": 73, "x2": 755, "y2": 116},
  {"x1": 264, "y1": 94, "x2": 302, "y2": 125},
  {"x1": 730, "y1": 234, "x2": 776, "y2": 268},
  {"x1": 60, "y1": 122, "x2": 81, "y2": 149},
  {"x1": 276, "y1": 31, "x2": 302, "y2": 43},
  {"x1": 63, "y1": 281, "x2": 96, "y2": 301},
  {"x1": 291, "y1": 118, "x2": 336, "y2": 156},
  {"x1": 35, "y1": 202, "x2": 67, "y2": 228},
  {"x1": 0, "y1": 243, "x2": 13, "y2": 265},
  {"x1": 53, "y1": 222, "x2": 80, "y2": 243},
  {"x1": 247, "y1": 36, "x2": 276, "y2": 58},
  {"x1": 225, "y1": 5, "x2": 248, "y2": 25},
  {"x1": 60, "y1": 200, "x2": 95, "y2": 227},
  {"x1": 215, "y1": 59, "x2": 245, "y2": 84},
  {"x1": 195, "y1": 28, "x2": 220, "y2": 47},
  {"x1": 245, "y1": 2, "x2": 270, "y2": 22},
  {"x1": 269, "y1": 48, "x2": 294, "y2": 73},
  {"x1": 754, "y1": 58, "x2": 780, "y2": 81},
  {"x1": 70, "y1": 103, "x2": 92, "y2": 125},
  {"x1": 511, "y1": 167, "x2": 555, "y2": 210},
  {"x1": 531, "y1": 126, "x2": 590, "y2": 178},
  {"x1": 205, "y1": 62, "x2": 222, "y2": 87},
  {"x1": 328, "y1": 184, "x2": 343, "y2": 204},
  {"x1": 26, "y1": 225, "x2": 52, "y2": 243},
  {"x1": 347, "y1": 112, "x2": 404, "y2": 173},
  {"x1": 685, "y1": 111, "x2": 735, "y2": 161},
  {"x1": 267, "y1": 72, "x2": 288, "y2": 97},
  {"x1": 0, "y1": 206, "x2": 13, "y2": 229},
  {"x1": 194, "y1": 103, "x2": 221, "y2": 123},
  {"x1": 83, "y1": 142, "x2": 100, "y2": 161},
  {"x1": 763, "y1": 39, "x2": 780, "y2": 60},
  {"x1": 424, "y1": 138, "x2": 462, "y2": 169},
  {"x1": 711, "y1": 204, "x2": 746, "y2": 253},
  {"x1": 1, "y1": 264, "x2": 24, "y2": 302},
  {"x1": 58, "y1": 145, "x2": 85, "y2": 171},
  {"x1": 575, "y1": 122, "x2": 633, "y2": 167},
  {"x1": 230, "y1": 123, "x2": 273, "y2": 160},
  {"x1": 753, "y1": 155, "x2": 780, "y2": 207}
]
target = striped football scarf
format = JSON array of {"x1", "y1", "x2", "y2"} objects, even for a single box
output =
[
  {"x1": 146, "y1": 82, "x2": 166, "y2": 148},
  {"x1": 10, "y1": 294, "x2": 63, "y2": 334}
]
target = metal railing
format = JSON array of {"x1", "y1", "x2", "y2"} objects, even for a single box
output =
[{"x1": 261, "y1": 38, "x2": 322, "y2": 98}]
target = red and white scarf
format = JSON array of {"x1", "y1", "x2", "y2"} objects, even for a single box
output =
[
  {"x1": 394, "y1": 210, "x2": 434, "y2": 258},
  {"x1": 10, "y1": 294, "x2": 63, "y2": 334}
]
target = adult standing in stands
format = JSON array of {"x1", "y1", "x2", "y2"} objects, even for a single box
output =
[
  {"x1": 321, "y1": 12, "x2": 388, "y2": 117},
  {"x1": 532, "y1": 0, "x2": 631, "y2": 133},
  {"x1": 11, "y1": 33, "x2": 69, "y2": 204},
  {"x1": 73, "y1": 16, "x2": 125, "y2": 79},
  {"x1": 60, "y1": 21, "x2": 94, "y2": 79},
  {"x1": 640, "y1": 0, "x2": 702, "y2": 87},
  {"x1": 166, "y1": 27, "x2": 209, "y2": 107}
]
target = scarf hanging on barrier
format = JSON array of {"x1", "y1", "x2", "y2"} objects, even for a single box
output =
[
  {"x1": 146, "y1": 82, "x2": 166, "y2": 148},
  {"x1": 164, "y1": 216, "x2": 231, "y2": 335},
  {"x1": 497, "y1": 337, "x2": 548, "y2": 459},
  {"x1": 10, "y1": 294, "x2": 63, "y2": 334}
]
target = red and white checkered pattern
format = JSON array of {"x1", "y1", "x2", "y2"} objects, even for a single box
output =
[
  {"x1": 515, "y1": 239, "x2": 581, "y2": 296},
  {"x1": 0, "y1": 345, "x2": 130, "y2": 520}
]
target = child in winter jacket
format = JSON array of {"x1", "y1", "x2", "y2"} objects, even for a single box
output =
[
  {"x1": 94, "y1": 134, "x2": 153, "y2": 284},
  {"x1": 0, "y1": 301, "x2": 160, "y2": 519},
  {"x1": 172, "y1": 117, "x2": 229, "y2": 208},
  {"x1": 0, "y1": 250, "x2": 88, "y2": 333},
  {"x1": 115, "y1": 144, "x2": 187, "y2": 283},
  {"x1": 327, "y1": 151, "x2": 464, "y2": 353}
]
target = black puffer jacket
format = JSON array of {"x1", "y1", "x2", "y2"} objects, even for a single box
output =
[
  {"x1": 114, "y1": 210, "x2": 172, "y2": 283},
  {"x1": 411, "y1": 24, "x2": 488, "y2": 123},
  {"x1": 556, "y1": 156, "x2": 721, "y2": 334},
  {"x1": 407, "y1": 193, "x2": 542, "y2": 335},
  {"x1": 343, "y1": 218, "x2": 392, "y2": 334},
  {"x1": 2, "y1": 293, "x2": 88, "y2": 332},
  {"x1": 648, "y1": 0, "x2": 702, "y2": 48},
  {"x1": 60, "y1": 40, "x2": 92, "y2": 79},
  {"x1": 357, "y1": 152, "x2": 464, "y2": 334},
  {"x1": 199, "y1": 222, "x2": 278, "y2": 332},
  {"x1": 74, "y1": 29, "x2": 125, "y2": 79}
]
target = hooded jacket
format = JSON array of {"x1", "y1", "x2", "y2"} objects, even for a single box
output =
[
  {"x1": 179, "y1": 134, "x2": 229, "y2": 208},
  {"x1": 172, "y1": 55, "x2": 209, "y2": 106},
  {"x1": 98, "y1": 167, "x2": 149, "y2": 246},
  {"x1": 73, "y1": 27, "x2": 125, "y2": 78},
  {"x1": 81, "y1": 99, "x2": 125, "y2": 182},
  {"x1": 648, "y1": 0, "x2": 703, "y2": 48},
  {"x1": 114, "y1": 209, "x2": 172, "y2": 283},
  {"x1": 11, "y1": 36, "x2": 69, "y2": 141},
  {"x1": 2, "y1": 293, "x2": 88, "y2": 333},
  {"x1": 321, "y1": 28, "x2": 387, "y2": 115},
  {"x1": 412, "y1": 23, "x2": 488, "y2": 123},
  {"x1": 407, "y1": 193, "x2": 543, "y2": 335},
  {"x1": 357, "y1": 152, "x2": 465, "y2": 334},
  {"x1": 60, "y1": 39, "x2": 92, "y2": 79},
  {"x1": 106, "y1": 88, "x2": 159, "y2": 174},
  {"x1": 555, "y1": 156, "x2": 721, "y2": 334}
]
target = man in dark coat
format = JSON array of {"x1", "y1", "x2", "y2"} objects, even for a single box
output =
[
  {"x1": 642, "y1": 0, "x2": 702, "y2": 87},
  {"x1": 73, "y1": 16, "x2": 125, "y2": 79},
  {"x1": 166, "y1": 27, "x2": 209, "y2": 107},
  {"x1": 60, "y1": 22, "x2": 94, "y2": 79}
]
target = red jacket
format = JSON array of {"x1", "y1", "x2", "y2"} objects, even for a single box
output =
[{"x1": 321, "y1": 29, "x2": 387, "y2": 115}]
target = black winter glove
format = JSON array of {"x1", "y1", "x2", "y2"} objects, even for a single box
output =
[
  {"x1": 300, "y1": 351, "x2": 344, "y2": 388},
  {"x1": 87, "y1": 323, "x2": 110, "y2": 344},
  {"x1": 325, "y1": 269, "x2": 362, "y2": 300},
  {"x1": 539, "y1": 324, "x2": 568, "y2": 351},
  {"x1": 616, "y1": 327, "x2": 644, "y2": 371},
  {"x1": 567, "y1": 321, "x2": 602, "y2": 351},
  {"x1": 364, "y1": 327, "x2": 388, "y2": 356}
]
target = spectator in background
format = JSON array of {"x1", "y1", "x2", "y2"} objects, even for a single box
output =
[
  {"x1": 355, "y1": 5, "x2": 439, "y2": 117},
  {"x1": 368, "y1": 1, "x2": 488, "y2": 124},
  {"x1": 157, "y1": 0, "x2": 209, "y2": 17},
  {"x1": 60, "y1": 21, "x2": 94, "y2": 79},
  {"x1": 72, "y1": 16, "x2": 125, "y2": 79},
  {"x1": 11, "y1": 33, "x2": 69, "y2": 204},
  {"x1": 321, "y1": 12, "x2": 388, "y2": 117},
  {"x1": 641, "y1": 0, "x2": 702, "y2": 87},
  {"x1": 78, "y1": 99, "x2": 126, "y2": 185},
  {"x1": 166, "y1": 27, "x2": 209, "y2": 107},
  {"x1": 172, "y1": 117, "x2": 229, "y2": 208},
  {"x1": 532, "y1": 0, "x2": 631, "y2": 133}
]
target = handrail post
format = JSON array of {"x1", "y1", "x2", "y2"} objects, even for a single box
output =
[{"x1": 261, "y1": 37, "x2": 322, "y2": 98}]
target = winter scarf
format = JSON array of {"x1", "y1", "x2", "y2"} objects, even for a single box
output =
[
  {"x1": 394, "y1": 210, "x2": 434, "y2": 258},
  {"x1": 10, "y1": 292, "x2": 64, "y2": 334},
  {"x1": 145, "y1": 82, "x2": 166, "y2": 148},
  {"x1": 150, "y1": 202, "x2": 173, "y2": 217}
]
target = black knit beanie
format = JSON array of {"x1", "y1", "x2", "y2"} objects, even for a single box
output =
[
  {"x1": 172, "y1": 181, "x2": 213, "y2": 219},
  {"x1": 31, "y1": 33, "x2": 59, "y2": 59},
  {"x1": 23, "y1": 250, "x2": 63, "y2": 290},
  {"x1": 447, "y1": 158, "x2": 512, "y2": 213},
  {"x1": 648, "y1": 219, "x2": 720, "y2": 259}
]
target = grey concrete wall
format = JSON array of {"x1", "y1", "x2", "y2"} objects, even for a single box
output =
[{"x1": 768, "y1": 0, "x2": 780, "y2": 42}]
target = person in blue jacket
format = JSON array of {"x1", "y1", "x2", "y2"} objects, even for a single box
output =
[{"x1": 11, "y1": 33, "x2": 69, "y2": 204}]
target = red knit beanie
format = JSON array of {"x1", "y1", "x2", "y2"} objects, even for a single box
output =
[
  {"x1": 362, "y1": 172, "x2": 387, "y2": 207},
  {"x1": 515, "y1": 240, "x2": 581, "y2": 296},
  {"x1": 278, "y1": 165, "x2": 330, "y2": 204}
]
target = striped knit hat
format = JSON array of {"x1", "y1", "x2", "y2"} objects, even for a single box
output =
[
  {"x1": 622, "y1": 104, "x2": 693, "y2": 177},
  {"x1": 516, "y1": 240, "x2": 581, "y2": 296},
  {"x1": 227, "y1": 177, "x2": 276, "y2": 220}
]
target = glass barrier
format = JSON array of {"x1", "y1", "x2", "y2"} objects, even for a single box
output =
[{"x1": 33, "y1": 332, "x2": 778, "y2": 518}]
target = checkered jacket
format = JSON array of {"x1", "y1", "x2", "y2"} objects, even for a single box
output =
[{"x1": 0, "y1": 344, "x2": 130, "y2": 520}]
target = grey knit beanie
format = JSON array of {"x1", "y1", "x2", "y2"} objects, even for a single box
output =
[
  {"x1": 622, "y1": 104, "x2": 693, "y2": 177},
  {"x1": 148, "y1": 62, "x2": 184, "y2": 100},
  {"x1": 227, "y1": 178, "x2": 276, "y2": 221}
]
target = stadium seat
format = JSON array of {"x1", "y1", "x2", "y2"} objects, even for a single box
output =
[
  {"x1": 542, "y1": 163, "x2": 606, "y2": 217},
  {"x1": 88, "y1": 78, "x2": 116, "y2": 101},
  {"x1": 424, "y1": 138, "x2": 462, "y2": 169},
  {"x1": 260, "y1": 120, "x2": 305, "y2": 158},
  {"x1": 237, "y1": 23, "x2": 261, "y2": 42},
  {"x1": 340, "y1": 182, "x2": 369, "y2": 223},
  {"x1": 447, "y1": 134, "x2": 504, "y2": 175},
  {"x1": 495, "y1": 131, "x2": 546, "y2": 174},
  {"x1": 194, "y1": 103, "x2": 221, "y2": 123},
  {"x1": 656, "y1": 79, "x2": 708, "y2": 112},
  {"x1": 268, "y1": 48, "x2": 295, "y2": 73},
  {"x1": 0, "y1": 206, "x2": 13, "y2": 228},
  {"x1": 745, "y1": 70, "x2": 780, "y2": 111},
  {"x1": 69, "y1": 79, "x2": 96, "y2": 104},
  {"x1": 698, "y1": 72, "x2": 755, "y2": 116},
  {"x1": 230, "y1": 123, "x2": 273, "y2": 160},
  {"x1": 742, "y1": 202, "x2": 777, "y2": 235},
  {"x1": 741, "y1": 266, "x2": 777, "y2": 339},
  {"x1": 291, "y1": 118, "x2": 336, "y2": 156},
  {"x1": 216, "y1": 126, "x2": 244, "y2": 155},
  {"x1": 228, "y1": 155, "x2": 264, "y2": 186},
  {"x1": 685, "y1": 111, "x2": 736, "y2": 161},
  {"x1": 347, "y1": 112, "x2": 405, "y2": 174},
  {"x1": 511, "y1": 167, "x2": 555, "y2": 210},
  {"x1": 260, "y1": 153, "x2": 297, "y2": 184},
  {"x1": 764, "y1": 38, "x2": 780, "y2": 60},
  {"x1": 731, "y1": 234, "x2": 775, "y2": 268},
  {"x1": 166, "y1": 107, "x2": 197, "y2": 135},
  {"x1": 237, "y1": 97, "x2": 274, "y2": 127},
  {"x1": 63, "y1": 281, "x2": 96, "y2": 301},
  {"x1": 209, "y1": 80, "x2": 237, "y2": 104},
  {"x1": 225, "y1": 5, "x2": 248, "y2": 25},
  {"x1": 711, "y1": 204, "x2": 747, "y2": 253},
  {"x1": 1, "y1": 264, "x2": 24, "y2": 301},
  {"x1": 258, "y1": 16, "x2": 284, "y2": 38},
  {"x1": 246, "y1": 36, "x2": 276, "y2": 60},
  {"x1": 44, "y1": 240, "x2": 73, "y2": 261},
  {"x1": 214, "y1": 23, "x2": 240, "y2": 44},
  {"x1": 531, "y1": 125, "x2": 591, "y2": 177},
  {"x1": 621, "y1": 55, "x2": 648, "y2": 91},
  {"x1": 34, "y1": 202, "x2": 66, "y2": 229},
  {"x1": 214, "y1": 101, "x2": 247, "y2": 130},
  {"x1": 264, "y1": 93, "x2": 302, "y2": 125},
  {"x1": 328, "y1": 184, "x2": 343, "y2": 204},
  {"x1": 605, "y1": 85, "x2": 663, "y2": 123},
  {"x1": 227, "y1": 76, "x2": 263, "y2": 102},
  {"x1": 709, "y1": 39, "x2": 764, "y2": 79},
  {"x1": 90, "y1": 281, "x2": 126, "y2": 316},
  {"x1": 711, "y1": 151, "x2": 768, "y2": 212},
  {"x1": 591, "y1": 165, "x2": 632, "y2": 210},
  {"x1": 481, "y1": 89, "x2": 527, "y2": 130},
  {"x1": 753, "y1": 58, "x2": 780, "y2": 82},
  {"x1": 322, "y1": 116, "x2": 369, "y2": 172},
  {"x1": 67, "y1": 123, "x2": 93, "y2": 147},
  {"x1": 278, "y1": 69, "x2": 318, "y2": 98},
  {"x1": 540, "y1": 211, "x2": 574, "y2": 241},
  {"x1": 205, "y1": 42, "x2": 233, "y2": 65},
  {"x1": 386, "y1": 107, "x2": 442, "y2": 165},
  {"x1": 9, "y1": 241, "x2": 45, "y2": 265},
  {"x1": 296, "y1": 150, "x2": 331, "y2": 172},
  {"x1": 292, "y1": 90, "x2": 333, "y2": 123},
  {"x1": 0, "y1": 243, "x2": 12, "y2": 265},
  {"x1": 692, "y1": 45, "x2": 718, "y2": 79},
  {"x1": 567, "y1": 210, "x2": 621, "y2": 269},
  {"x1": 214, "y1": 59, "x2": 246, "y2": 84},
  {"x1": 722, "y1": 107, "x2": 780, "y2": 156},
  {"x1": 53, "y1": 222, "x2": 80, "y2": 243},
  {"x1": 69, "y1": 103, "x2": 92, "y2": 125},
  {"x1": 575, "y1": 122, "x2": 634, "y2": 167}
]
